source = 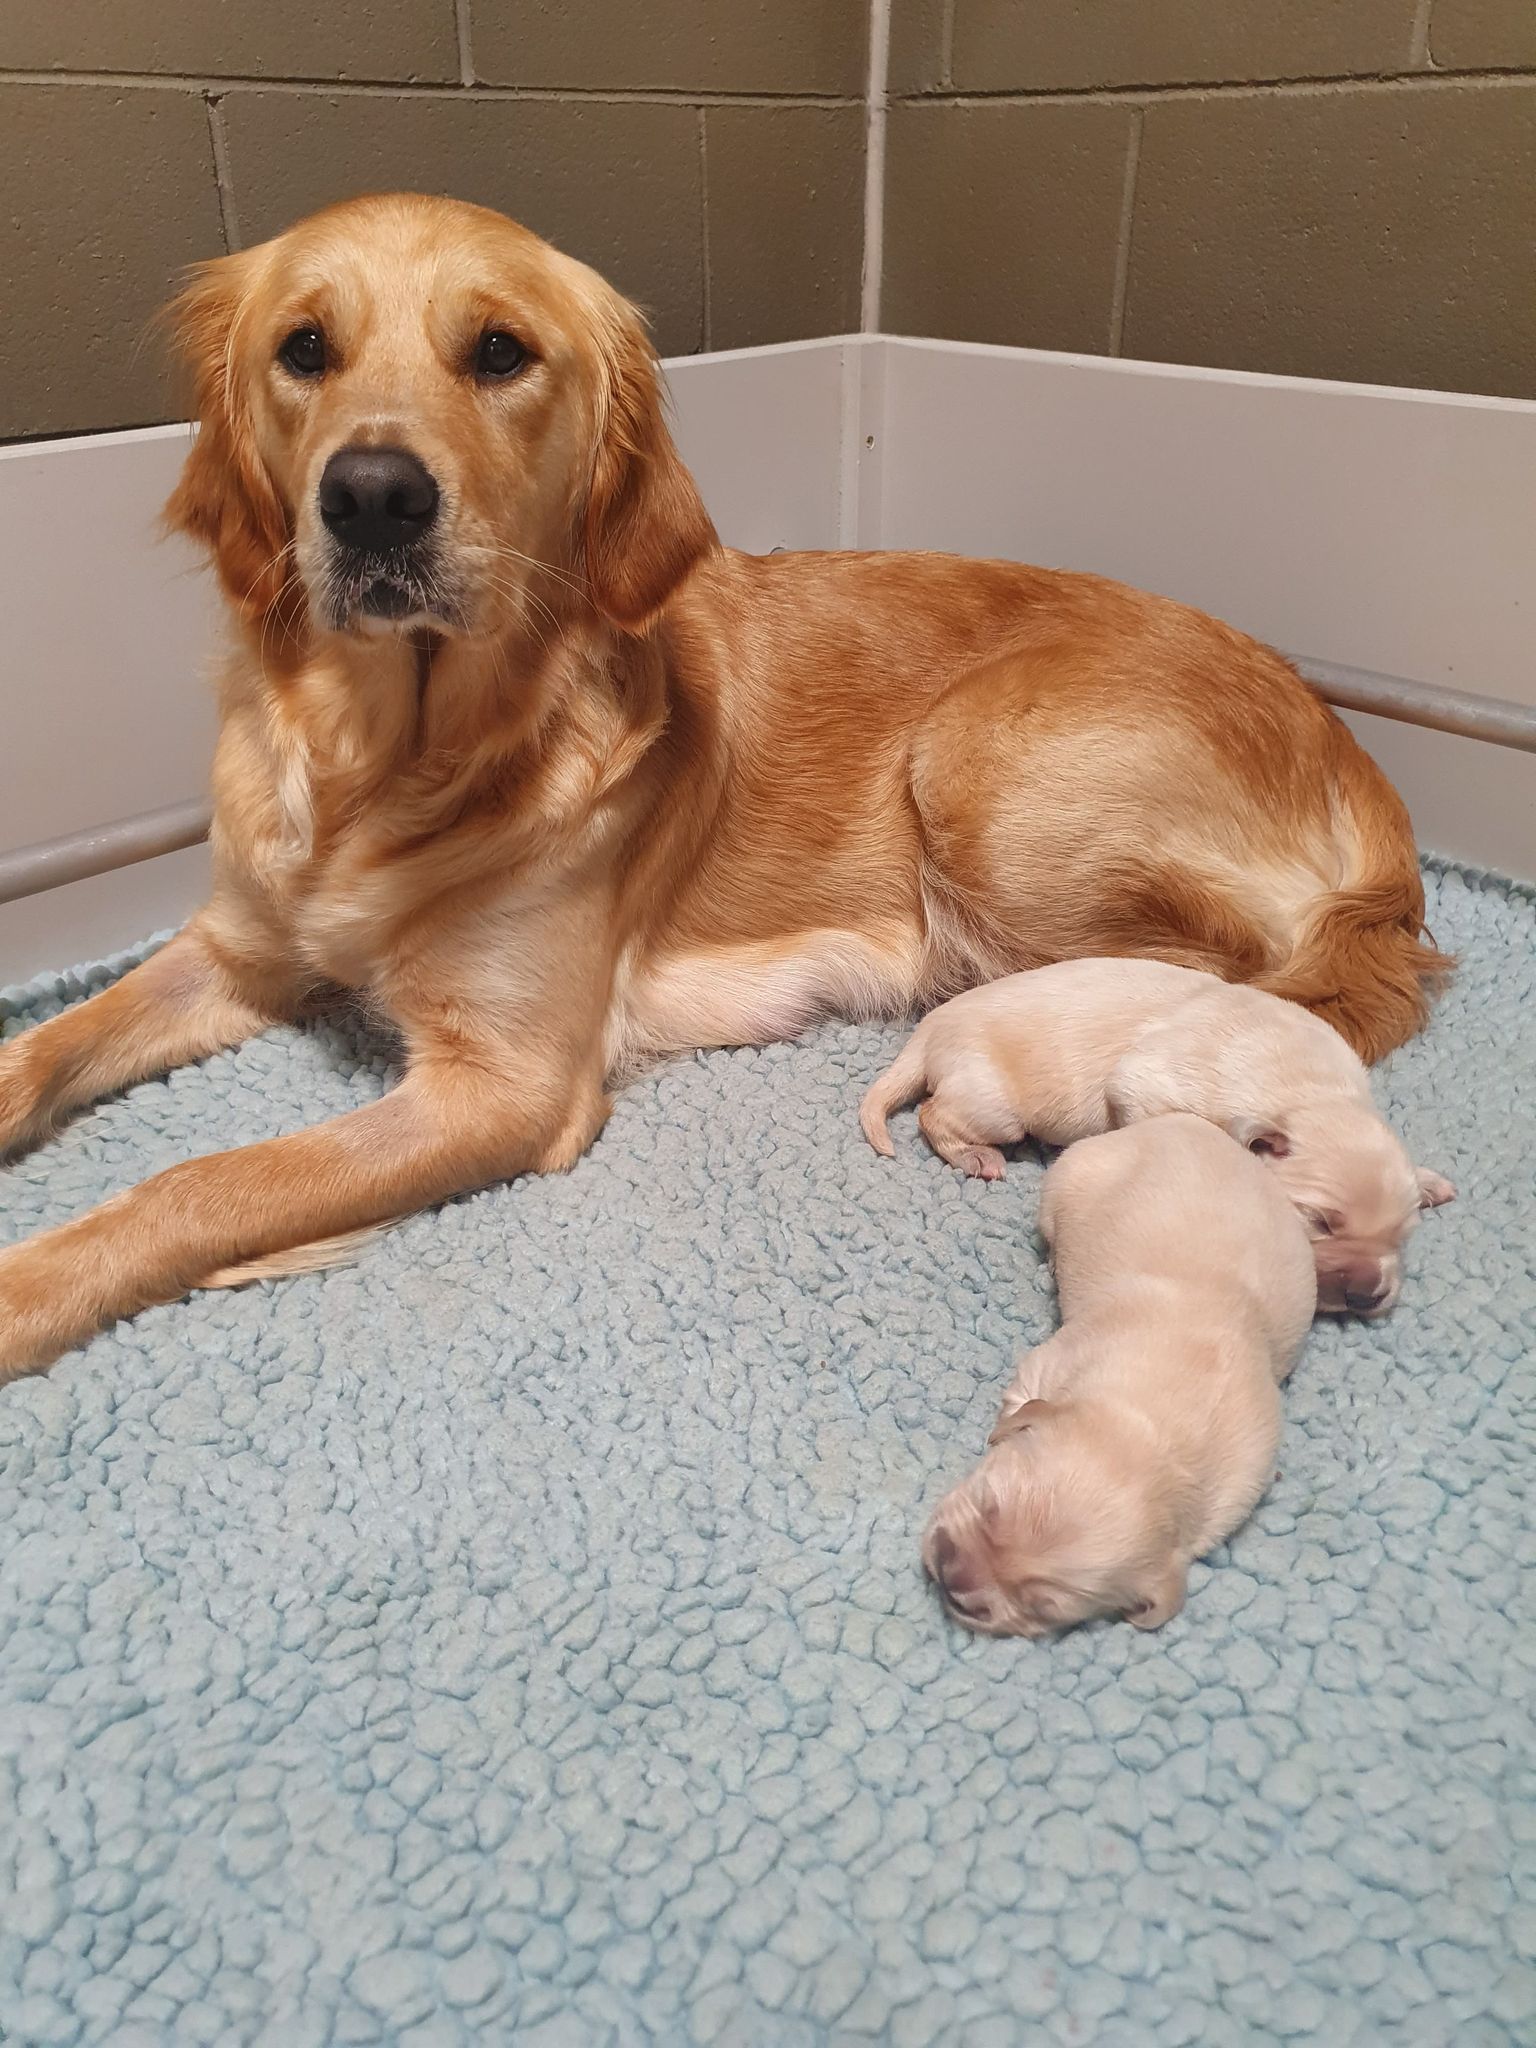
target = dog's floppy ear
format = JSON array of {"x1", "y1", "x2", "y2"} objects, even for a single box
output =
[
  {"x1": 988, "y1": 1397, "x2": 1055, "y2": 1447},
  {"x1": 1228, "y1": 1114, "x2": 1291, "y2": 1160},
  {"x1": 584, "y1": 296, "x2": 718, "y2": 632},
  {"x1": 161, "y1": 253, "x2": 293, "y2": 626},
  {"x1": 1416, "y1": 1167, "x2": 1456, "y2": 1209}
]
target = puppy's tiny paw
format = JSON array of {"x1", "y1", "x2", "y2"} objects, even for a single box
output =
[
  {"x1": 958, "y1": 1145, "x2": 1007, "y2": 1181},
  {"x1": 1416, "y1": 1166, "x2": 1457, "y2": 1209}
]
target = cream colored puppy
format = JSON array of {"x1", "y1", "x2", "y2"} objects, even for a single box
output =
[
  {"x1": 862, "y1": 958, "x2": 1453, "y2": 1315},
  {"x1": 923, "y1": 1115, "x2": 1317, "y2": 1637}
]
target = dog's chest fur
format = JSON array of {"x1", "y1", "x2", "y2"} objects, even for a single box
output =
[
  {"x1": 213, "y1": 633, "x2": 662, "y2": 999},
  {"x1": 214, "y1": 663, "x2": 460, "y2": 987}
]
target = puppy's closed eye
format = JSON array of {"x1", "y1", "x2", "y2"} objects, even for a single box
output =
[
  {"x1": 988, "y1": 1396, "x2": 1055, "y2": 1446},
  {"x1": 1014, "y1": 1578, "x2": 1075, "y2": 1630}
]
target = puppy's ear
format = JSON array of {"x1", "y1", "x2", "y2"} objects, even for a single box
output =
[
  {"x1": 1124, "y1": 1559, "x2": 1188, "y2": 1631},
  {"x1": 1416, "y1": 1167, "x2": 1456, "y2": 1209},
  {"x1": 1228, "y1": 1115, "x2": 1290, "y2": 1160},
  {"x1": 585, "y1": 296, "x2": 718, "y2": 632},
  {"x1": 988, "y1": 1397, "x2": 1055, "y2": 1447},
  {"x1": 161, "y1": 254, "x2": 294, "y2": 626}
]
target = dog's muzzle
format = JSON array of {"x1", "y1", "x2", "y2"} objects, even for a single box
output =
[{"x1": 318, "y1": 443, "x2": 447, "y2": 626}]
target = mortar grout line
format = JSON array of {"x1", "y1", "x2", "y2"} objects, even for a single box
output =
[
  {"x1": 698, "y1": 108, "x2": 712, "y2": 352},
  {"x1": 886, "y1": 65, "x2": 1536, "y2": 107},
  {"x1": 940, "y1": 0, "x2": 957, "y2": 90},
  {"x1": 204, "y1": 93, "x2": 242, "y2": 252},
  {"x1": 453, "y1": 0, "x2": 476, "y2": 86},
  {"x1": 1410, "y1": 0, "x2": 1436, "y2": 68},
  {"x1": 1108, "y1": 107, "x2": 1143, "y2": 357},
  {"x1": 861, "y1": 0, "x2": 891, "y2": 331},
  {"x1": 0, "y1": 69, "x2": 864, "y2": 106}
]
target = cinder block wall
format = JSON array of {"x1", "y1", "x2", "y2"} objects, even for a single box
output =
[
  {"x1": 0, "y1": 1, "x2": 868, "y2": 440},
  {"x1": 884, "y1": 0, "x2": 1536, "y2": 399},
  {"x1": 5, "y1": 3, "x2": 1535, "y2": 442}
]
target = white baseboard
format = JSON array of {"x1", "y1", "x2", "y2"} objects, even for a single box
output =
[{"x1": 3, "y1": 336, "x2": 1531, "y2": 985}]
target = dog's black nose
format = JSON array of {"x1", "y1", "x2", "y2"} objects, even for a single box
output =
[
  {"x1": 319, "y1": 445, "x2": 440, "y2": 552},
  {"x1": 1346, "y1": 1284, "x2": 1388, "y2": 1314}
]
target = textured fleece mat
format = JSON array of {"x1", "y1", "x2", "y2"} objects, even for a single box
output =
[{"x1": 0, "y1": 860, "x2": 1532, "y2": 2048}]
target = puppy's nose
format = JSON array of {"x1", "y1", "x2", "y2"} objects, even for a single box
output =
[
  {"x1": 319, "y1": 445, "x2": 440, "y2": 552},
  {"x1": 929, "y1": 1529, "x2": 991, "y2": 1614},
  {"x1": 1345, "y1": 1281, "x2": 1390, "y2": 1314}
]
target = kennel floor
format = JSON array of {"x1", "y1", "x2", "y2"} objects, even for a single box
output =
[{"x1": 0, "y1": 858, "x2": 1531, "y2": 2047}]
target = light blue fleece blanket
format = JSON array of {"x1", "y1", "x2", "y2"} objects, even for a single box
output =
[{"x1": 0, "y1": 859, "x2": 1532, "y2": 2046}]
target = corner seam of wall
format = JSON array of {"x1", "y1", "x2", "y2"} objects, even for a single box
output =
[
  {"x1": 860, "y1": 0, "x2": 891, "y2": 331},
  {"x1": 698, "y1": 108, "x2": 713, "y2": 352}
]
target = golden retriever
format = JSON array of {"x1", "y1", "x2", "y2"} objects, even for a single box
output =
[
  {"x1": 860, "y1": 956, "x2": 1455, "y2": 1313},
  {"x1": 924, "y1": 1115, "x2": 1317, "y2": 1637},
  {"x1": 0, "y1": 193, "x2": 1445, "y2": 1377}
]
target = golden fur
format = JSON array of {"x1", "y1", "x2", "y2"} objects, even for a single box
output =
[
  {"x1": 859, "y1": 956, "x2": 1455, "y2": 1312},
  {"x1": 923, "y1": 1116, "x2": 1319, "y2": 1636},
  {"x1": 0, "y1": 194, "x2": 1446, "y2": 1376}
]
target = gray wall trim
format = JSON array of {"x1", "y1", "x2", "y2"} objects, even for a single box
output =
[{"x1": 0, "y1": 799, "x2": 212, "y2": 907}]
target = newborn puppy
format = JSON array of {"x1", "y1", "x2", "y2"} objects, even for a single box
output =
[
  {"x1": 861, "y1": 957, "x2": 1453, "y2": 1315},
  {"x1": 923, "y1": 1115, "x2": 1317, "y2": 1638}
]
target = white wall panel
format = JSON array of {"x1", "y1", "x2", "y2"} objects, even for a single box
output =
[
  {"x1": 874, "y1": 339, "x2": 1536, "y2": 707},
  {"x1": 3, "y1": 335, "x2": 1530, "y2": 985}
]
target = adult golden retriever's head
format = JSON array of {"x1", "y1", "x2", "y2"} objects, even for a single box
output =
[{"x1": 163, "y1": 193, "x2": 716, "y2": 643}]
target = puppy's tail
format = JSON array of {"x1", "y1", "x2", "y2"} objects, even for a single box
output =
[
  {"x1": 1256, "y1": 729, "x2": 1452, "y2": 1063},
  {"x1": 859, "y1": 1037, "x2": 928, "y2": 1156}
]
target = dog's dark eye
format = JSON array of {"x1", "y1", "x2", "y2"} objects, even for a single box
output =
[
  {"x1": 278, "y1": 327, "x2": 327, "y2": 378},
  {"x1": 474, "y1": 330, "x2": 530, "y2": 380},
  {"x1": 1304, "y1": 1209, "x2": 1336, "y2": 1237}
]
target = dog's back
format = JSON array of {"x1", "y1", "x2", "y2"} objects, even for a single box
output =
[
  {"x1": 861, "y1": 956, "x2": 1222, "y2": 1157},
  {"x1": 1111, "y1": 973, "x2": 1370, "y2": 1124},
  {"x1": 1040, "y1": 1115, "x2": 1317, "y2": 1372}
]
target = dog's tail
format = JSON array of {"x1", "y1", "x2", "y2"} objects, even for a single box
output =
[
  {"x1": 1256, "y1": 728, "x2": 1452, "y2": 1063},
  {"x1": 201, "y1": 1224, "x2": 394, "y2": 1290},
  {"x1": 859, "y1": 1037, "x2": 929, "y2": 1156}
]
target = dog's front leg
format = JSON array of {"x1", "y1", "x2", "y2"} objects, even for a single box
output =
[
  {"x1": 0, "y1": 916, "x2": 298, "y2": 1160},
  {"x1": 0, "y1": 998, "x2": 609, "y2": 1381}
]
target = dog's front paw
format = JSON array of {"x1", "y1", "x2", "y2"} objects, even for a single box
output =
[
  {"x1": 0, "y1": 1247, "x2": 76, "y2": 1383},
  {"x1": 0, "y1": 1046, "x2": 50, "y2": 1163},
  {"x1": 1123, "y1": 1558, "x2": 1188, "y2": 1630},
  {"x1": 1416, "y1": 1166, "x2": 1456, "y2": 1209}
]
